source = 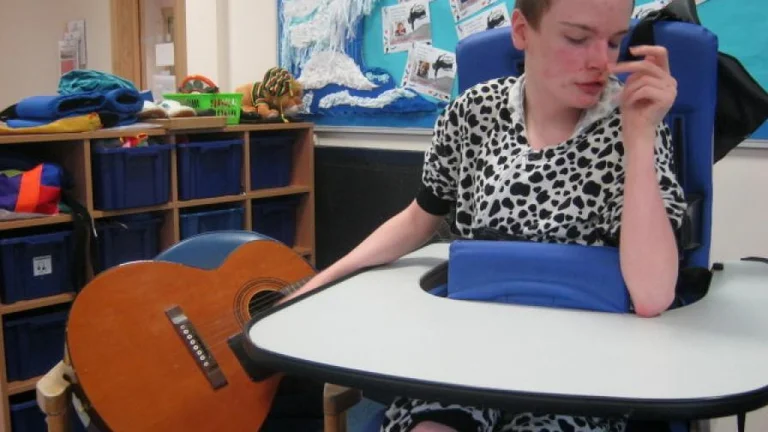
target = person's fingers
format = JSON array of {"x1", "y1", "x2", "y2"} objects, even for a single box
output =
[
  {"x1": 622, "y1": 75, "x2": 668, "y2": 103},
  {"x1": 624, "y1": 85, "x2": 673, "y2": 110},
  {"x1": 628, "y1": 45, "x2": 670, "y2": 71},
  {"x1": 612, "y1": 59, "x2": 667, "y2": 79}
]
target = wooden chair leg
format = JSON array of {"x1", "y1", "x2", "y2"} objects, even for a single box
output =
[
  {"x1": 323, "y1": 383, "x2": 362, "y2": 432},
  {"x1": 36, "y1": 360, "x2": 74, "y2": 432}
]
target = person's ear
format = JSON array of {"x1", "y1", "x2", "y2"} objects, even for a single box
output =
[{"x1": 511, "y1": 9, "x2": 529, "y2": 51}]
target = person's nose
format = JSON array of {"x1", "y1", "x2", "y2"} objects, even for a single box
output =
[{"x1": 586, "y1": 40, "x2": 610, "y2": 72}]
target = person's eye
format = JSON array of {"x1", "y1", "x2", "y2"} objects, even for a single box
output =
[
  {"x1": 566, "y1": 36, "x2": 587, "y2": 45},
  {"x1": 608, "y1": 40, "x2": 622, "y2": 49}
]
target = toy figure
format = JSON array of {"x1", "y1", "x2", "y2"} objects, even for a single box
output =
[{"x1": 235, "y1": 67, "x2": 304, "y2": 122}]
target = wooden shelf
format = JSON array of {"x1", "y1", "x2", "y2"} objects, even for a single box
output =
[
  {"x1": 0, "y1": 293, "x2": 76, "y2": 315},
  {"x1": 7, "y1": 376, "x2": 40, "y2": 395},
  {"x1": 0, "y1": 123, "x2": 166, "y2": 145},
  {"x1": 0, "y1": 215, "x2": 73, "y2": 230},
  {"x1": 147, "y1": 116, "x2": 226, "y2": 131},
  {"x1": 0, "y1": 122, "x2": 315, "y2": 432},
  {"x1": 249, "y1": 185, "x2": 311, "y2": 199},
  {"x1": 293, "y1": 246, "x2": 312, "y2": 258},
  {"x1": 88, "y1": 187, "x2": 310, "y2": 217},
  {"x1": 92, "y1": 203, "x2": 175, "y2": 219},
  {"x1": 177, "y1": 194, "x2": 246, "y2": 209},
  {"x1": 224, "y1": 122, "x2": 314, "y2": 133}
]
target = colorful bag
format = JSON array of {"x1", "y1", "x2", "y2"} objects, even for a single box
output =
[
  {"x1": 0, "y1": 160, "x2": 64, "y2": 215},
  {"x1": 0, "y1": 152, "x2": 98, "y2": 291}
]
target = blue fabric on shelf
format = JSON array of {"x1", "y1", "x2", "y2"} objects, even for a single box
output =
[
  {"x1": 6, "y1": 88, "x2": 143, "y2": 129},
  {"x1": 104, "y1": 88, "x2": 143, "y2": 115},
  {"x1": 14, "y1": 94, "x2": 107, "y2": 121}
]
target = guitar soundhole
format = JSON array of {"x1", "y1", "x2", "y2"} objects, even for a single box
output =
[
  {"x1": 233, "y1": 277, "x2": 289, "y2": 326},
  {"x1": 248, "y1": 290, "x2": 283, "y2": 315}
]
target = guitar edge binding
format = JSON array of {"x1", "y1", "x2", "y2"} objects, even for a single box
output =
[{"x1": 165, "y1": 305, "x2": 228, "y2": 390}]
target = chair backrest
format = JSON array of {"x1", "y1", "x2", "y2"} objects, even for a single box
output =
[
  {"x1": 455, "y1": 21, "x2": 718, "y2": 270},
  {"x1": 154, "y1": 230, "x2": 270, "y2": 269}
]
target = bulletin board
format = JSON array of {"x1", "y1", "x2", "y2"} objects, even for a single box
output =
[
  {"x1": 277, "y1": 0, "x2": 768, "y2": 138},
  {"x1": 277, "y1": 0, "x2": 515, "y2": 132}
]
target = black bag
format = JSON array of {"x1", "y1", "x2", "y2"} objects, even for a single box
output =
[{"x1": 626, "y1": 0, "x2": 768, "y2": 163}]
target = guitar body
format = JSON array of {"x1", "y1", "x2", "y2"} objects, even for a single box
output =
[{"x1": 66, "y1": 240, "x2": 315, "y2": 431}]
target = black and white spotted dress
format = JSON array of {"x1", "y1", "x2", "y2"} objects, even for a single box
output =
[{"x1": 381, "y1": 75, "x2": 687, "y2": 432}]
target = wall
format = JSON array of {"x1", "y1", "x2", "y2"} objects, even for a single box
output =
[
  {"x1": 183, "y1": 0, "x2": 278, "y2": 93},
  {"x1": 0, "y1": 0, "x2": 112, "y2": 109},
  {"x1": 186, "y1": 2, "x2": 768, "y2": 429}
]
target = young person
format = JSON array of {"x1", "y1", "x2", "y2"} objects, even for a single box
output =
[{"x1": 283, "y1": 0, "x2": 686, "y2": 430}]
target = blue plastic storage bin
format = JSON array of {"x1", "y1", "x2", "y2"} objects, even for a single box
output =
[
  {"x1": 250, "y1": 133, "x2": 295, "y2": 189},
  {"x1": 4, "y1": 306, "x2": 69, "y2": 382},
  {"x1": 10, "y1": 395, "x2": 47, "y2": 432},
  {"x1": 92, "y1": 144, "x2": 172, "y2": 210},
  {"x1": 252, "y1": 196, "x2": 300, "y2": 247},
  {"x1": 96, "y1": 213, "x2": 162, "y2": 272},
  {"x1": 177, "y1": 139, "x2": 243, "y2": 200},
  {"x1": 0, "y1": 230, "x2": 74, "y2": 304},
  {"x1": 180, "y1": 206, "x2": 245, "y2": 240}
]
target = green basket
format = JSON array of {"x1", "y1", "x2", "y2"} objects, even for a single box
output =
[{"x1": 162, "y1": 93, "x2": 243, "y2": 125}]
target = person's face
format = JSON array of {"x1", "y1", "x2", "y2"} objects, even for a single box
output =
[{"x1": 512, "y1": 0, "x2": 633, "y2": 108}]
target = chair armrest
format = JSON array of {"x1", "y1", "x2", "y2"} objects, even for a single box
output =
[
  {"x1": 36, "y1": 360, "x2": 73, "y2": 417},
  {"x1": 323, "y1": 383, "x2": 362, "y2": 415}
]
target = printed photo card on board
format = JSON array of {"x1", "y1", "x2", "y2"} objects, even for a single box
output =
[
  {"x1": 401, "y1": 43, "x2": 456, "y2": 102},
  {"x1": 449, "y1": 0, "x2": 497, "y2": 22},
  {"x1": 383, "y1": 0, "x2": 433, "y2": 53},
  {"x1": 456, "y1": 3, "x2": 510, "y2": 40}
]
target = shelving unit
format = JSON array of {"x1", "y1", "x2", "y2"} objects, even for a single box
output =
[{"x1": 0, "y1": 121, "x2": 315, "y2": 432}]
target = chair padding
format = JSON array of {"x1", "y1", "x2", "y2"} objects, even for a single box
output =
[
  {"x1": 447, "y1": 240, "x2": 631, "y2": 313},
  {"x1": 155, "y1": 230, "x2": 270, "y2": 270}
]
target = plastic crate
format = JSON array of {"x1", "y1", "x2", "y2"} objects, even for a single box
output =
[
  {"x1": 0, "y1": 230, "x2": 74, "y2": 304},
  {"x1": 180, "y1": 205, "x2": 245, "y2": 240},
  {"x1": 177, "y1": 139, "x2": 243, "y2": 200},
  {"x1": 92, "y1": 144, "x2": 172, "y2": 210},
  {"x1": 95, "y1": 214, "x2": 162, "y2": 272},
  {"x1": 4, "y1": 305, "x2": 69, "y2": 382},
  {"x1": 250, "y1": 133, "x2": 295, "y2": 190},
  {"x1": 252, "y1": 196, "x2": 300, "y2": 247},
  {"x1": 10, "y1": 394, "x2": 47, "y2": 432},
  {"x1": 163, "y1": 93, "x2": 243, "y2": 125}
]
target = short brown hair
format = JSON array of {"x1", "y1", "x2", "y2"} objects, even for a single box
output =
[
  {"x1": 515, "y1": 0, "x2": 553, "y2": 30},
  {"x1": 516, "y1": 0, "x2": 635, "y2": 29}
]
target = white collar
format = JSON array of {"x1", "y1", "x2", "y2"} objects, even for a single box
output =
[{"x1": 506, "y1": 73, "x2": 623, "y2": 140}]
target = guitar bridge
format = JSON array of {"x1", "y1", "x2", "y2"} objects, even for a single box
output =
[{"x1": 165, "y1": 305, "x2": 227, "y2": 390}]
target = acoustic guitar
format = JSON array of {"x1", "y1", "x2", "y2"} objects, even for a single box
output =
[{"x1": 65, "y1": 240, "x2": 315, "y2": 431}]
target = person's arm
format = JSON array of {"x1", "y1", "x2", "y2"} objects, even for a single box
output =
[
  {"x1": 280, "y1": 96, "x2": 466, "y2": 304},
  {"x1": 281, "y1": 201, "x2": 445, "y2": 302},
  {"x1": 619, "y1": 125, "x2": 684, "y2": 317},
  {"x1": 611, "y1": 45, "x2": 686, "y2": 317}
]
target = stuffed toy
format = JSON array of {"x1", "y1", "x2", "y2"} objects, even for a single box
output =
[{"x1": 235, "y1": 67, "x2": 304, "y2": 122}]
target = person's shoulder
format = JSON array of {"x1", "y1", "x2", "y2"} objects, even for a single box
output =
[{"x1": 453, "y1": 76, "x2": 517, "y2": 107}]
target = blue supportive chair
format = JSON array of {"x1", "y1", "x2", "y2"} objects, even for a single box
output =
[{"x1": 339, "y1": 20, "x2": 719, "y2": 432}]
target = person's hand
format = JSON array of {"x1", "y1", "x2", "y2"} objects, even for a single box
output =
[{"x1": 612, "y1": 45, "x2": 677, "y2": 136}]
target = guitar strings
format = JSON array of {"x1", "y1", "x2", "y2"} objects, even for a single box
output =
[
  {"x1": 181, "y1": 288, "x2": 301, "y2": 352},
  {"x1": 169, "y1": 276, "x2": 311, "y2": 345}
]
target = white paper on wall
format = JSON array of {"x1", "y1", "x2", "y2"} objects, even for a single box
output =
[
  {"x1": 401, "y1": 43, "x2": 456, "y2": 102},
  {"x1": 456, "y1": 3, "x2": 510, "y2": 40},
  {"x1": 449, "y1": 0, "x2": 496, "y2": 23},
  {"x1": 383, "y1": 0, "x2": 433, "y2": 53}
]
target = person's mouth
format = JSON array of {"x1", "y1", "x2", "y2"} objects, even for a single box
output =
[{"x1": 576, "y1": 80, "x2": 605, "y2": 95}]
